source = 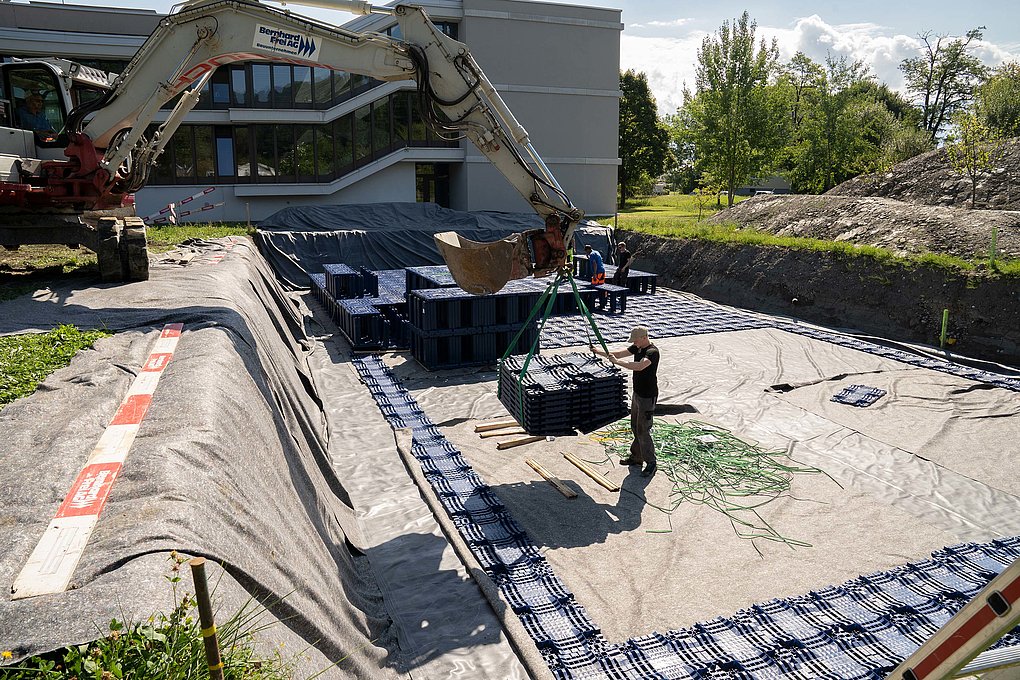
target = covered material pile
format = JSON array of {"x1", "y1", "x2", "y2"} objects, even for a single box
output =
[{"x1": 499, "y1": 353, "x2": 626, "y2": 435}]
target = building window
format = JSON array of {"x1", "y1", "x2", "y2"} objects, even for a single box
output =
[
  {"x1": 215, "y1": 126, "x2": 234, "y2": 178},
  {"x1": 272, "y1": 64, "x2": 292, "y2": 108},
  {"x1": 313, "y1": 68, "x2": 332, "y2": 109},
  {"x1": 254, "y1": 125, "x2": 276, "y2": 179},
  {"x1": 194, "y1": 126, "x2": 215, "y2": 181},
  {"x1": 293, "y1": 66, "x2": 313, "y2": 107},
  {"x1": 354, "y1": 104, "x2": 372, "y2": 163},
  {"x1": 373, "y1": 97, "x2": 391, "y2": 155},
  {"x1": 416, "y1": 163, "x2": 450, "y2": 207},
  {"x1": 230, "y1": 67, "x2": 248, "y2": 107},
  {"x1": 173, "y1": 127, "x2": 195, "y2": 180},
  {"x1": 316, "y1": 124, "x2": 335, "y2": 180},
  {"x1": 252, "y1": 64, "x2": 271, "y2": 107},
  {"x1": 295, "y1": 125, "x2": 315, "y2": 182},
  {"x1": 211, "y1": 69, "x2": 231, "y2": 107},
  {"x1": 336, "y1": 113, "x2": 354, "y2": 173},
  {"x1": 234, "y1": 126, "x2": 251, "y2": 180}
]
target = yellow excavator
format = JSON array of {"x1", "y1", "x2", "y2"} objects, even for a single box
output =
[{"x1": 0, "y1": 0, "x2": 584, "y2": 293}]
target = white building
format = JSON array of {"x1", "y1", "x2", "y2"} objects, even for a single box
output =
[{"x1": 0, "y1": 0, "x2": 622, "y2": 222}]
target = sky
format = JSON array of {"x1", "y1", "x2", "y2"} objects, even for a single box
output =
[{"x1": 59, "y1": 0, "x2": 1020, "y2": 117}]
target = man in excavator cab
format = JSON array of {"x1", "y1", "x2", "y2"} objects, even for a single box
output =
[{"x1": 16, "y1": 92, "x2": 55, "y2": 132}]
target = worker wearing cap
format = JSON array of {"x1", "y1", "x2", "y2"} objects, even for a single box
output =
[
  {"x1": 591, "y1": 326, "x2": 660, "y2": 476},
  {"x1": 16, "y1": 93, "x2": 54, "y2": 132}
]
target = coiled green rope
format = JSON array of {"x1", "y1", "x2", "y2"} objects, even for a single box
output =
[{"x1": 591, "y1": 419, "x2": 841, "y2": 553}]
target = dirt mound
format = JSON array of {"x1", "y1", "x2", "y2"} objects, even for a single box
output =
[
  {"x1": 708, "y1": 194, "x2": 1020, "y2": 260},
  {"x1": 827, "y1": 137, "x2": 1020, "y2": 211}
]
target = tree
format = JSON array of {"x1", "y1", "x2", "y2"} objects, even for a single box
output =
[
  {"x1": 946, "y1": 112, "x2": 1001, "y2": 208},
  {"x1": 976, "y1": 61, "x2": 1020, "y2": 137},
  {"x1": 793, "y1": 55, "x2": 877, "y2": 192},
  {"x1": 900, "y1": 28, "x2": 989, "y2": 143},
  {"x1": 682, "y1": 12, "x2": 785, "y2": 207},
  {"x1": 779, "y1": 52, "x2": 824, "y2": 129},
  {"x1": 618, "y1": 70, "x2": 669, "y2": 207}
]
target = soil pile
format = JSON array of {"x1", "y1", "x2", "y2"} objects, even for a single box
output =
[
  {"x1": 706, "y1": 194, "x2": 1019, "y2": 260},
  {"x1": 707, "y1": 137, "x2": 1020, "y2": 261},
  {"x1": 828, "y1": 137, "x2": 1020, "y2": 210}
]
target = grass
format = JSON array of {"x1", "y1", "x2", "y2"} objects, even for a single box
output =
[
  {"x1": 1, "y1": 552, "x2": 295, "y2": 679},
  {"x1": 618, "y1": 193, "x2": 1020, "y2": 278},
  {"x1": 145, "y1": 223, "x2": 254, "y2": 253},
  {"x1": 0, "y1": 324, "x2": 111, "y2": 409},
  {"x1": 0, "y1": 223, "x2": 254, "y2": 300}
]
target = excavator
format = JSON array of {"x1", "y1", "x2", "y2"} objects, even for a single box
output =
[{"x1": 0, "y1": 0, "x2": 585, "y2": 293}]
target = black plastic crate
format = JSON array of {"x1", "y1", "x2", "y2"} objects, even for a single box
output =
[
  {"x1": 323, "y1": 263, "x2": 362, "y2": 299},
  {"x1": 411, "y1": 323, "x2": 540, "y2": 371},
  {"x1": 498, "y1": 353, "x2": 628, "y2": 435}
]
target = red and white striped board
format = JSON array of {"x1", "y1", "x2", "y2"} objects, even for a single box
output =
[
  {"x1": 11, "y1": 324, "x2": 184, "y2": 600},
  {"x1": 885, "y1": 557, "x2": 1020, "y2": 680}
]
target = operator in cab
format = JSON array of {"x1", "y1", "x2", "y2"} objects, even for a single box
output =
[
  {"x1": 16, "y1": 92, "x2": 55, "y2": 132},
  {"x1": 591, "y1": 326, "x2": 660, "y2": 477}
]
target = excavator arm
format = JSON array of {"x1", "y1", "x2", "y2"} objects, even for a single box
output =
[{"x1": 13, "y1": 0, "x2": 583, "y2": 293}]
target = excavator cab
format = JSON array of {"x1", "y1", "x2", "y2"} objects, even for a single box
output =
[{"x1": 436, "y1": 213, "x2": 574, "y2": 294}]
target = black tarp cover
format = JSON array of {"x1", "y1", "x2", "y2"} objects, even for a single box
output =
[{"x1": 256, "y1": 202, "x2": 613, "y2": 288}]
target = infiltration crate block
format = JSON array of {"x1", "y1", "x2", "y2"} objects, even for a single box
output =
[
  {"x1": 323, "y1": 263, "x2": 363, "y2": 299},
  {"x1": 499, "y1": 353, "x2": 627, "y2": 436}
]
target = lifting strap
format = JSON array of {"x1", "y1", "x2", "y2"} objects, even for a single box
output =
[{"x1": 497, "y1": 269, "x2": 610, "y2": 416}]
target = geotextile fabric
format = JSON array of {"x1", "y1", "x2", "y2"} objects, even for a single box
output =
[
  {"x1": 351, "y1": 354, "x2": 1020, "y2": 679},
  {"x1": 0, "y1": 239, "x2": 399, "y2": 678}
]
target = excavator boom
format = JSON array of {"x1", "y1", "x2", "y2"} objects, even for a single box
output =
[{"x1": 1, "y1": 0, "x2": 584, "y2": 293}]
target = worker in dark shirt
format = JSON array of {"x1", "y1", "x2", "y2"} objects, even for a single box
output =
[
  {"x1": 591, "y1": 325, "x2": 660, "y2": 476},
  {"x1": 612, "y1": 242, "x2": 632, "y2": 286}
]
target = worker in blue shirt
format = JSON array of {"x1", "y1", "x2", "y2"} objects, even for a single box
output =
[
  {"x1": 16, "y1": 93, "x2": 54, "y2": 132},
  {"x1": 584, "y1": 244, "x2": 605, "y2": 285}
]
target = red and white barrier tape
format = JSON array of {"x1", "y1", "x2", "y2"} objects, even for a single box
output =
[
  {"x1": 143, "y1": 187, "x2": 216, "y2": 223},
  {"x1": 11, "y1": 324, "x2": 184, "y2": 600},
  {"x1": 149, "y1": 202, "x2": 225, "y2": 225}
]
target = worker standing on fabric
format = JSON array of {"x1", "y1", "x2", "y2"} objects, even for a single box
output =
[
  {"x1": 591, "y1": 326, "x2": 660, "y2": 476},
  {"x1": 584, "y1": 244, "x2": 605, "y2": 285}
]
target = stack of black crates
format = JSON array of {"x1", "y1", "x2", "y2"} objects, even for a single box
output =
[
  {"x1": 312, "y1": 265, "x2": 409, "y2": 350},
  {"x1": 498, "y1": 353, "x2": 628, "y2": 435},
  {"x1": 314, "y1": 262, "x2": 609, "y2": 371},
  {"x1": 407, "y1": 284, "x2": 542, "y2": 371}
]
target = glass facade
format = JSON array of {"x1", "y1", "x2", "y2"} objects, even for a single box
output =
[{"x1": 150, "y1": 90, "x2": 457, "y2": 185}]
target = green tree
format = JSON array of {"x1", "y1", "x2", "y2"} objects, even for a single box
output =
[
  {"x1": 682, "y1": 11, "x2": 785, "y2": 207},
  {"x1": 618, "y1": 70, "x2": 669, "y2": 207},
  {"x1": 946, "y1": 112, "x2": 1001, "y2": 208},
  {"x1": 779, "y1": 52, "x2": 824, "y2": 130},
  {"x1": 976, "y1": 61, "x2": 1020, "y2": 137},
  {"x1": 900, "y1": 28, "x2": 989, "y2": 143},
  {"x1": 795, "y1": 55, "x2": 877, "y2": 191}
]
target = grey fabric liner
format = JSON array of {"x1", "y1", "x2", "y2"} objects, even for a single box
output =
[
  {"x1": 301, "y1": 295, "x2": 531, "y2": 679},
  {"x1": 0, "y1": 241, "x2": 399, "y2": 677},
  {"x1": 255, "y1": 202, "x2": 613, "y2": 288},
  {"x1": 380, "y1": 328, "x2": 1020, "y2": 641}
]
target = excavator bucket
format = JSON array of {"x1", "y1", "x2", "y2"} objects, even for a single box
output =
[{"x1": 434, "y1": 231, "x2": 533, "y2": 295}]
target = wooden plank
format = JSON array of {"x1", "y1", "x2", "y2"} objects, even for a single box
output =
[
  {"x1": 474, "y1": 421, "x2": 519, "y2": 433},
  {"x1": 480, "y1": 429, "x2": 527, "y2": 439},
  {"x1": 526, "y1": 458, "x2": 577, "y2": 498},
  {"x1": 496, "y1": 435, "x2": 545, "y2": 450},
  {"x1": 562, "y1": 452, "x2": 620, "y2": 492}
]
